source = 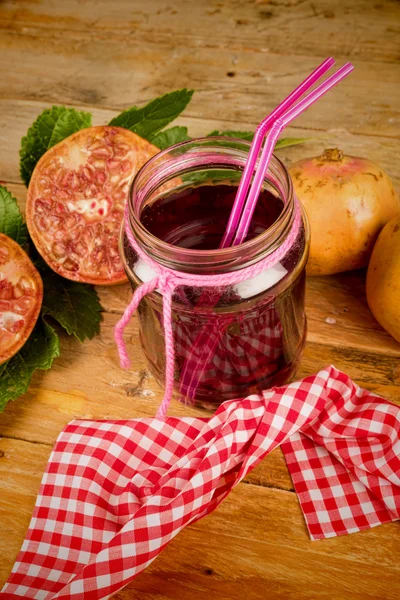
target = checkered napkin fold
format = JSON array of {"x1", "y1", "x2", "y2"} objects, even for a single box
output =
[{"x1": 1, "y1": 366, "x2": 399, "y2": 599}]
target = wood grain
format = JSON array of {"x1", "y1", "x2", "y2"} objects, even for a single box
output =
[
  {"x1": 1, "y1": 101, "x2": 399, "y2": 193},
  {"x1": 1, "y1": 0, "x2": 399, "y2": 64},
  {"x1": 0, "y1": 0, "x2": 399, "y2": 598},
  {"x1": 0, "y1": 34, "x2": 398, "y2": 137}
]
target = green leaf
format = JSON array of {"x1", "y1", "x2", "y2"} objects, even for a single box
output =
[
  {"x1": 275, "y1": 137, "x2": 313, "y2": 149},
  {"x1": 0, "y1": 185, "x2": 28, "y2": 244},
  {"x1": 0, "y1": 317, "x2": 60, "y2": 411},
  {"x1": 34, "y1": 257, "x2": 102, "y2": 342},
  {"x1": 109, "y1": 89, "x2": 193, "y2": 140},
  {"x1": 150, "y1": 126, "x2": 190, "y2": 150},
  {"x1": 20, "y1": 106, "x2": 92, "y2": 186},
  {"x1": 207, "y1": 130, "x2": 254, "y2": 141},
  {"x1": 183, "y1": 168, "x2": 242, "y2": 187},
  {"x1": 207, "y1": 130, "x2": 312, "y2": 149}
]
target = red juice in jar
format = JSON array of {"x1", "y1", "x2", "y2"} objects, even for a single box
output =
[
  {"x1": 140, "y1": 185, "x2": 283, "y2": 251},
  {"x1": 121, "y1": 138, "x2": 309, "y2": 409}
]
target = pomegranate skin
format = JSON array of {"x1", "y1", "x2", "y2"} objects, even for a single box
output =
[{"x1": 289, "y1": 149, "x2": 400, "y2": 276}]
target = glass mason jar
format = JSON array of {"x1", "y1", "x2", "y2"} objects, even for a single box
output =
[{"x1": 120, "y1": 138, "x2": 310, "y2": 410}]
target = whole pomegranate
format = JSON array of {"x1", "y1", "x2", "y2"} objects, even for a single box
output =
[
  {"x1": 366, "y1": 216, "x2": 400, "y2": 344},
  {"x1": 289, "y1": 149, "x2": 400, "y2": 276}
]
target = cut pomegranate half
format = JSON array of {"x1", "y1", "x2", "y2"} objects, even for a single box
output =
[
  {"x1": 26, "y1": 126, "x2": 160, "y2": 285},
  {"x1": 0, "y1": 233, "x2": 43, "y2": 365}
]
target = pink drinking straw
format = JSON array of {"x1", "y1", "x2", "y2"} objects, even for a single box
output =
[
  {"x1": 180, "y1": 60, "x2": 354, "y2": 403},
  {"x1": 231, "y1": 62, "x2": 354, "y2": 246},
  {"x1": 219, "y1": 56, "x2": 335, "y2": 249}
]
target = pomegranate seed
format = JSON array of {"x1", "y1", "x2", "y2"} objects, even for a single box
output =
[
  {"x1": 83, "y1": 166, "x2": 94, "y2": 181},
  {"x1": 13, "y1": 282, "x2": 25, "y2": 299},
  {"x1": 114, "y1": 143, "x2": 130, "y2": 158},
  {"x1": 95, "y1": 171, "x2": 106, "y2": 185},
  {"x1": 70, "y1": 172, "x2": 80, "y2": 190},
  {"x1": 8, "y1": 317, "x2": 25, "y2": 333},
  {"x1": 92, "y1": 147, "x2": 110, "y2": 158},
  {"x1": 121, "y1": 160, "x2": 132, "y2": 173},
  {"x1": 0, "y1": 284, "x2": 13, "y2": 300},
  {"x1": 62, "y1": 257, "x2": 79, "y2": 271},
  {"x1": 106, "y1": 158, "x2": 121, "y2": 173},
  {"x1": 52, "y1": 242, "x2": 66, "y2": 259}
]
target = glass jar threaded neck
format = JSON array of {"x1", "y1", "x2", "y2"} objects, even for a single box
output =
[{"x1": 127, "y1": 137, "x2": 295, "y2": 275}]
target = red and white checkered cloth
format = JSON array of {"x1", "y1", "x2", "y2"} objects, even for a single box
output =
[{"x1": 1, "y1": 366, "x2": 399, "y2": 599}]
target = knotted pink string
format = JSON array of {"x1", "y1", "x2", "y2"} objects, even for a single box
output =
[{"x1": 115, "y1": 201, "x2": 302, "y2": 419}]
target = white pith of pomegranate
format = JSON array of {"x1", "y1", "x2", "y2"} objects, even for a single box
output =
[
  {"x1": 26, "y1": 126, "x2": 160, "y2": 285},
  {"x1": 0, "y1": 233, "x2": 43, "y2": 365}
]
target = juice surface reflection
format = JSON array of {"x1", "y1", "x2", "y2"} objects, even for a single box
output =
[{"x1": 141, "y1": 184, "x2": 283, "y2": 251}]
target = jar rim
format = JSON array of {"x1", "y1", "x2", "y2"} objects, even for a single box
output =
[{"x1": 127, "y1": 136, "x2": 295, "y2": 273}]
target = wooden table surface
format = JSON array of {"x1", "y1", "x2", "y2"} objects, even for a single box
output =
[{"x1": 0, "y1": 1, "x2": 399, "y2": 598}]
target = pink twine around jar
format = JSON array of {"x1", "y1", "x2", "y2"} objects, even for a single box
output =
[{"x1": 115, "y1": 200, "x2": 302, "y2": 419}]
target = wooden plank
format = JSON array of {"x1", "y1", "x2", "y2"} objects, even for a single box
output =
[
  {"x1": 0, "y1": 438, "x2": 50, "y2": 582},
  {"x1": 1, "y1": 100, "x2": 399, "y2": 192},
  {"x1": 0, "y1": 437, "x2": 398, "y2": 599},
  {"x1": 0, "y1": 34, "x2": 398, "y2": 138},
  {"x1": 0, "y1": 0, "x2": 399, "y2": 64}
]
